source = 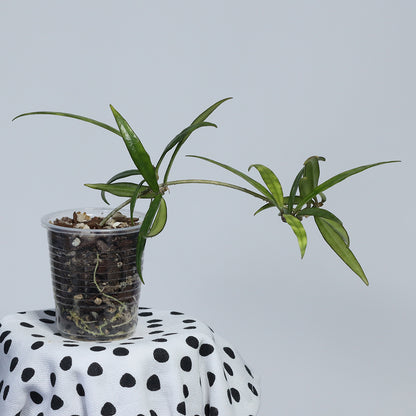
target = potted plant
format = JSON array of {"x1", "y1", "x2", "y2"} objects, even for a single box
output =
[
  {"x1": 39, "y1": 207, "x2": 143, "y2": 341},
  {"x1": 13, "y1": 98, "x2": 398, "y2": 340}
]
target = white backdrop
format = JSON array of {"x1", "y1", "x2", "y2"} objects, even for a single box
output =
[{"x1": 1, "y1": 1, "x2": 415, "y2": 415}]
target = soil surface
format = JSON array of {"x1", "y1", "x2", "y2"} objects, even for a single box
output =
[{"x1": 51, "y1": 211, "x2": 140, "y2": 230}]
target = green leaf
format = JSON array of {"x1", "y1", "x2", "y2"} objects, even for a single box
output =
[
  {"x1": 85, "y1": 182, "x2": 156, "y2": 199},
  {"x1": 314, "y1": 217, "x2": 368, "y2": 285},
  {"x1": 299, "y1": 176, "x2": 313, "y2": 200},
  {"x1": 85, "y1": 182, "x2": 140, "y2": 198},
  {"x1": 101, "y1": 169, "x2": 142, "y2": 204},
  {"x1": 297, "y1": 207, "x2": 342, "y2": 223},
  {"x1": 304, "y1": 156, "x2": 325, "y2": 188},
  {"x1": 105, "y1": 169, "x2": 142, "y2": 182},
  {"x1": 323, "y1": 218, "x2": 350, "y2": 247},
  {"x1": 294, "y1": 160, "x2": 400, "y2": 213},
  {"x1": 161, "y1": 97, "x2": 232, "y2": 182},
  {"x1": 129, "y1": 179, "x2": 145, "y2": 224},
  {"x1": 191, "y1": 97, "x2": 233, "y2": 125},
  {"x1": 147, "y1": 197, "x2": 168, "y2": 237},
  {"x1": 13, "y1": 111, "x2": 121, "y2": 136},
  {"x1": 298, "y1": 208, "x2": 349, "y2": 245},
  {"x1": 136, "y1": 195, "x2": 163, "y2": 283},
  {"x1": 187, "y1": 155, "x2": 275, "y2": 202},
  {"x1": 110, "y1": 105, "x2": 159, "y2": 193},
  {"x1": 136, "y1": 238, "x2": 147, "y2": 284},
  {"x1": 157, "y1": 121, "x2": 217, "y2": 175},
  {"x1": 253, "y1": 202, "x2": 274, "y2": 216},
  {"x1": 283, "y1": 196, "x2": 301, "y2": 205},
  {"x1": 284, "y1": 214, "x2": 307, "y2": 258},
  {"x1": 287, "y1": 167, "x2": 305, "y2": 212},
  {"x1": 248, "y1": 164, "x2": 284, "y2": 209}
]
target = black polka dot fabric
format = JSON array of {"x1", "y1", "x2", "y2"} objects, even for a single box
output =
[{"x1": 0, "y1": 308, "x2": 260, "y2": 415}]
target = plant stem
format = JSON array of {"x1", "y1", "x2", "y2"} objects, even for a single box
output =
[
  {"x1": 99, "y1": 178, "x2": 269, "y2": 226},
  {"x1": 164, "y1": 179, "x2": 269, "y2": 201}
]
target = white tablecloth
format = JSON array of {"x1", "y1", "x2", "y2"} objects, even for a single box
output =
[{"x1": 0, "y1": 308, "x2": 260, "y2": 416}]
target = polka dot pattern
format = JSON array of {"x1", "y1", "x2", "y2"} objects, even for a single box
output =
[
  {"x1": 248, "y1": 382, "x2": 258, "y2": 396},
  {"x1": 4, "y1": 339, "x2": 12, "y2": 354},
  {"x1": 60, "y1": 356, "x2": 72, "y2": 371},
  {"x1": 0, "y1": 330, "x2": 11, "y2": 343},
  {"x1": 10, "y1": 357, "x2": 18, "y2": 372},
  {"x1": 231, "y1": 388, "x2": 240, "y2": 402},
  {"x1": 146, "y1": 374, "x2": 161, "y2": 391},
  {"x1": 0, "y1": 308, "x2": 260, "y2": 416},
  {"x1": 30, "y1": 391, "x2": 43, "y2": 404},
  {"x1": 21, "y1": 368, "x2": 35, "y2": 382},
  {"x1": 90, "y1": 346, "x2": 106, "y2": 352},
  {"x1": 76, "y1": 383, "x2": 85, "y2": 396},
  {"x1": 112, "y1": 347, "x2": 129, "y2": 356},
  {"x1": 51, "y1": 394, "x2": 64, "y2": 410},
  {"x1": 120, "y1": 373, "x2": 136, "y2": 388},
  {"x1": 207, "y1": 372, "x2": 216, "y2": 387},
  {"x1": 31, "y1": 341, "x2": 44, "y2": 350},
  {"x1": 180, "y1": 356, "x2": 192, "y2": 372},
  {"x1": 101, "y1": 401, "x2": 116, "y2": 415},
  {"x1": 87, "y1": 362, "x2": 103, "y2": 376},
  {"x1": 2, "y1": 385, "x2": 9, "y2": 401},
  {"x1": 153, "y1": 348, "x2": 169, "y2": 363},
  {"x1": 177, "y1": 401, "x2": 186, "y2": 414},
  {"x1": 223, "y1": 347, "x2": 235, "y2": 359},
  {"x1": 186, "y1": 336, "x2": 199, "y2": 349},
  {"x1": 224, "y1": 362, "x2": 234, "y2": 376},
  {"x1": 200, "y1": 343, "x2": 215, "y2": 356}
]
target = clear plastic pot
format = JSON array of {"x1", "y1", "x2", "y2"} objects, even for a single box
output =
[{"x1": 42, "y1": 208, "x2": 143, "y2": 341}]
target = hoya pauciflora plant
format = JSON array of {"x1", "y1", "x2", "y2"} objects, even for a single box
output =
[{"x1": 14, "y1": 98, "x2": 399, "y2": 285}]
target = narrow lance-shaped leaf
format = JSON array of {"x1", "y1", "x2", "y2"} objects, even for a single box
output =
[
  {"x1": 300, "y1": 156, "x2": 325, "y2": 204},
  {"x1": 297, "y1": 207, "x2": 342, "y2": 223},
  {"x1": 85, "y1": 182, "x2": 141, "y2": 198},
  {"x1": 187, "y1": 155, "x2": 275, "y2": 203},
  {"x1": 13, "y1": 111, "x2": 121, "y2": 136},
  {"x1": 162, "y1": 97, "x2": 232, "y2": 182},
  {"x1": 85, "y1": 182, "x2": 156, "y2": 199},
  {"x1": 304, "y1": 156, "x2": 325, "y2": 188},
  {"x1": 136, "y1": 195, "x2": 163, "y2": 282},
  {"x1": 294, "y1": 160, "x2": 400, "y2": 213},
  {"x1": 249, "y1": 164, "x2": 284, "y2": 210},
  {"x1": 287, "y1": 167, "x2": 304, "y2": 213},
  {"x1": 191, "y1": 97, "x2": 233, "y2": 125},
  {"x1": 284, "y1": 195, "x2": 301, "y2": 205},
  {"x1": 322, "y1": 218, "x2": 350, "y2": 247},
  {"x1": 298, "y1": 208, "x2": 350, "y2": 245},
  {"x1": 104, "y1": 169, "x2": 142, "y2": 183},
  {"x1": 299, "y1": 176, "x2": 313, "y2": 201},
  {"x1": 110, "y1": 105, "x2": 159, "y2": 193},
  {"x1": 136, "y1": 238, "x2": 147, "y2": 284},
  {"x1": 314, "y1": 217, "x2": 368, "y2": 285},
  {"x1": 129, "y1": 179, "x2": 146, "y2": 224},
  {"x1": 101, "y1": 169, "x2": 142, "y2": 204},
  {"x1": 254, "y1": 202, "x2": 274, "y2": 216},
  {"x1": 157, "y1": 122, "x2": 217, "y2": 177},
  {"x1": 147, "y1": 197, "x2": 168, "y2": 237},
  {"x1": 284, "y1": 214, "x2": 307, "y2": 258}
]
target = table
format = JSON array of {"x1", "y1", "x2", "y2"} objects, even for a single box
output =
[{"x1": 0, "y1": 308, "x2": 260, "y2": 416}]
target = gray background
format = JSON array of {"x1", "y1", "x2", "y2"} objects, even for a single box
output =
[{"x1": 0, "y1": 1, "x2": 415, "y2": 415}]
